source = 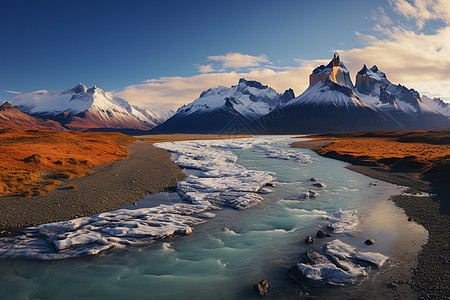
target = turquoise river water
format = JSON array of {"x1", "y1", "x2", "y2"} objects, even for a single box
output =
[{"x1": 0, "y1": 137, "x2": 427, "y2": 299}]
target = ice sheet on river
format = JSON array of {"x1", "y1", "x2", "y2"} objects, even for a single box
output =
[
  {"x1": 157, "y1": 138, "x2": 310, "y2": 209},
  {"x1": 0, "y1": 137, "x2": 313, "y2": 259},
  {"x1": 0, "y1": 203, "x2": 208, "y2": 260},
  {"x1": 298, "y1": 239, "x2": 388, "y2": 285},
  {"x1": 325, "y1": 209, "x2": 359, "y2": 233}
]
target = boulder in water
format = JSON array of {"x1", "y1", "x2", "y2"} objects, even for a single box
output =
[
  {"x1": 255, "y1": 279, "x2": 269, "y2": 297},
  {"x1": 305, "y1": 236, "x2": 314, "y2": 244},
  {"x1": 316, "y1": 230, "x2": 332, "y2": 238},
  {"x1": 312, "y1": 182, "x2": 327, "y2": 188},
  {"x1": 365, "y1": 239, "x2": 375, "y2": 245}
]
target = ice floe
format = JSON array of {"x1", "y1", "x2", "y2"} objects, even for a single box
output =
[
  {"x1": 157, "y1": 139, "x2": 279, "y2": 210},
  {"x1": 325, "y1": 209, "x2": 359, "y2": 234},
  {"x1": 354, "y1": 252, "x2": 389, "y2": 267},
  {"x1": 0, "y1": 203, "x2": 208, "y2": 260},
  {"x1": 297, "y1": 239, "x2": 388, "y2": 285},
  {"x1": 253, "y1": 143, "x2": 312, "y2": 163}
]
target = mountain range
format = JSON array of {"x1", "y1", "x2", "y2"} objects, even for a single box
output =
[
  {"x1": 154, "y1": 53, "x2": 450, "y2": 134},
  {"x1": 5, "y1": 84, "x2": 172, "y2": 131},
  {"x1": 1, "y1": 54, "x2": 449, "y2": 134},
  {"x1": 153, "y1": 78, "x2": 295, "y2": 133}
]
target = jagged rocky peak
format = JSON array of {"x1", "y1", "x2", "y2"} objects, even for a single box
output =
[
  {"x1": 422, "y1": 95, "x2": 450, "y2": 117},
  {"x1": 357, "y1": 64, "x2": 369, "y2": 75},
  {"x1": 386, "y1": 84, "x2": 422, "y2": 106},
  {"x1": 355, "y1": 64, "x2": 389, "y2": 95},
  {"x1": 280, "y1": 88, "x2": 295, "y2": 103},
  {"x1": 309, "y1": 52, "x2": 354, "y2": 89},
  {"x1": 86, "y1": 85, "x2": 98, "y2": 94},
  {"x1": 331, "y1": 51, "x2": 340, "y2": 66},
  {"x1": 237, "y1": 78, "x2": 268, "y2": 90},
  {"x1": 357, "y1": 64, "x2": 387, "y2": 79},
  {"x1": 0, "y1": 101, "x2": 14, "y2": 110},
  {"x1": 72, "y1": 83, "x2": 87, "y2": 93}
]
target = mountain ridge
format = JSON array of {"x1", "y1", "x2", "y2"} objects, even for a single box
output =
[
  {"x1": 9, "y1": 84, "x2": 170, "y2": 131},
  {"x1": 152, "y1": 77, "x2": 296, "y2": 133},
  {"x1": 0, "y1": 101, "x2": 66, "y2": 131},
  {"x1": 153, "y1": 53, "x2": 449, "y2": 134}
]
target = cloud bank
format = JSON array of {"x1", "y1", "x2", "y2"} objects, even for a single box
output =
[{"x1": 116, "y1": 1, "x2": 450, "y2": 112}]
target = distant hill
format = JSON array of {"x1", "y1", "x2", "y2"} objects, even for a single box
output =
[
  {"x1": 0, "y1": 102, "x2": 65, "y2": 130},
  {"x1": 9, "y1": 84, "x2": 171, "y2": 131}
]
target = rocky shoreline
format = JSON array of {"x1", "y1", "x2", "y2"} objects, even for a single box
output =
[
  {"x1": 0, "y1": 141, "x2": 186, "y2": 234},
  {"x1": 292, "y1": 137, "x2": 450, "y2": 299}
]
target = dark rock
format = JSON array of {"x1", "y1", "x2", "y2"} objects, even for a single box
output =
[
  {"x1": 238, "y1": 78, "x2": 268, "y2": 90},
  {"x1": 301, "y1": 190, "x2": 319, "y2": 198},
  {"x1": 365, "y1": 239, "x2": 375, "y2": 245},
  {"x1": 305, "y1": 236, "x2": 314, "y2": 244},
  {"x1": 316, "y1": 230, "x2": 332, "y2": 238},
  {"x1": 265, "y1": 182, "x2": 275, "y2": 187},
  {"x1": 312, "y1": 182, "x2": 327, "y2": 188},
  {"x1": 408, "y1": 217, "x2": 412, "y2": 222},
  {"x1": 280, "y1": 88, "x2": 295, "y2": 103},
  {"x1": 309, "y1": 177, "x2": 317, "y2": 182},
  {"x1": 255, "y1": 279, "x2": 269, "y2": 297},
  {"x1": 23, "y1": 154, "x2": 44, "y2": 164}
]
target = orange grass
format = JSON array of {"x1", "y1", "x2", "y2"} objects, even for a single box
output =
[
  {"x1": 316, "y1": 137, "x2": 449, "y2": 163},
  {"x1": 0, "y1": 129, "x2": 135, "y2": 196},
  {"x1": 312, "y1": 130, "x2": 450, "y2": 174}
]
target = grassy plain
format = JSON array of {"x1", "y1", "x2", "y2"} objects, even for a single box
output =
[{"x1": 0, "y1": 129, "x2": 135, "y2": 196}]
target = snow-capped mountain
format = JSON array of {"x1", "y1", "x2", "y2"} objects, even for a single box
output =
[
  {"x1": 355, "y1": 65, "x2": 450, "y2": 129},
  {"x1": 153, "y1": 78, "x2": 295, "y2": 133},
  {"x1": 130, "y1": 105, "x2": 173, "y2": 127},
  {"x1": 177, "y1": 78, "x2": 294, "y2": 118},
  {"x1": 0, "y1": 102, "x2": 65, "y2": 131},
  {"x1": 422, "y1": 95, "x2": 450, "y2": 118},
  {"x1": 10, "y1": 84, "x2": 166, "y2": 131},
  {"x1": 261, "y1": 53, "x2": 392, "y2": 133}
]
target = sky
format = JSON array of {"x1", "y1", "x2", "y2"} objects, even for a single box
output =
[{"x1": 0, "y1": 0, "x2": 449, "y2": 112}]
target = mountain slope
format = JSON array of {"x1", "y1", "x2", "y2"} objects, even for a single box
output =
[
  {"x1": 261, "y1": 53, "x2": 393, "y2": 134},
  {"x1": 153, "y1": 78, "x2": 295, "y2": 133},
  {"x1": 355, "y1": 65, "x2": 450, "y2": 129},
  {"x1": 10, "y1": 84, "x2": 163, "y2": 131},
  {"x1": 422, "y1": 95, "x2": 450, "y2": 118},
  {"x1": 0, "y1": 102, "x2": 65, "y2": 130}
]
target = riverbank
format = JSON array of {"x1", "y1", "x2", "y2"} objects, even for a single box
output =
[
  {"x1": 0, "y1": 141, "x2": 186, "y2": 233},
  {"x1": 0, "y1": 133, "x2": 251, "y2": 234},
  {"x1": 291, "y1": 130, "x2": 450, "y2": 299}
]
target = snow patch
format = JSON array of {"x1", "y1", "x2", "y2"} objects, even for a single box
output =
[{"x1": 325, "y1": 209, "x2": 359, "y2": 233}]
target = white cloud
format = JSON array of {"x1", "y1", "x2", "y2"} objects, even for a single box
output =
[
  {"x1": 2, "y1": 90, "x2": 21, "y2": 94},
  {"x1": 197, "y1": 64, "x2": 215, "y2": 73},
  {"x1": 115, "y1": 1, "x2": 450, "y2": 113},
  {"x1": 115, "y1": 66, "x2": 314, "y2": 111},
  {"x1": 372, "y1": 7, "x2": 393, "y2": 26},
  {"x1": 208, "y1": 52, "x2": 271, "y2": 69},
  {"x1": 388, "y1": 0, "x2": 450, "y2": 29}
]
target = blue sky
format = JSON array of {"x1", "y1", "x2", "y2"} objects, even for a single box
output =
[{"x1": 1, "y1": 0, "x2": 449, "y2": 109}]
